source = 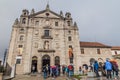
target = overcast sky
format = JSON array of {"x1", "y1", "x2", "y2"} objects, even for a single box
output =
[{"x1": 0, "y1": 0, "x2": 120, "y2": 60}]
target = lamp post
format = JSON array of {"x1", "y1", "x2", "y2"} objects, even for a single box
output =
[{"x1": 3, "y1": 49, "x2": 7, "y2": 67}]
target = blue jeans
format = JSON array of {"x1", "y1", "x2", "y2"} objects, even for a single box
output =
[
  {"x1": 69, "y1": 70, "x2": 73, "y2": 77},
  {"x1": 43, "y1": 72, "x2": 47, "y2": 79}
]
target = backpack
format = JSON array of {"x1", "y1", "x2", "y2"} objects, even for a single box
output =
[
  {"x1": 112, "y1": 64, "x2": 118, "y2": 71},
  {"x1": 68, "y1": 65, "x2": 73, "y2": 70}
]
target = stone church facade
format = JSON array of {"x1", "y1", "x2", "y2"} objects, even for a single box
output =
[
  {"x1": 7, "y1": 5, "x2": 81, "y2": 74},
  {"x1": 6, "y1": 5, "x2": 113, "y2": 75}
]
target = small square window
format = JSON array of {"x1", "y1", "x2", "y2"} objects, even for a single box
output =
[
  {"x1": 16, "y1": 59, "x2": 21, "y2": 64},
  {"x1": 20, "y1": 28, "x2": 24, "y2": 32},
  {"x1": 97, "y1": 49, "x2": 101, "y2": 54},
  {"x1": 68, "y1": 36, "x2": 72, "y2": 41},
  {"x1": 115, "y1": 51, "x2": 117, "y2": 55},
  {"x1": 55, "y1": 22, "x2": 58, "y2": 26},
  {"x1": 68, "y1": 30, "x2": 71, "y2": 34},
  {"x1": 44, "y1": 30, "x2": 49, "y2": 37},
  {"x1": 18, "y1": 45, "x2": 23, "y2": 48},
  {"x1": 81, "y1": 49, "x2": 84, "y2": 54},
  {"x1": 69, "y1": 45, "x2": 72, "y2": 48}
]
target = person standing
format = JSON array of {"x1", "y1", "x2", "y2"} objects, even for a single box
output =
[
  {"x1": 79, "y1": 66, "x2": 82, "y2": 74},
  {"x1": 94, "y1": 61, "x2": 100, "y2": 77},
  {"x1": 105, "y1": 59, "x2": 112, "y2": 79},
  {"x1": 32, "y1": 65, "x2": 35, "y2": 73},
  {"x1": 43, "y1": 66, "x2": 47, "y2": 79},
  {"x1": 112, "y1": 62, "x2": 119, "y2": 77}
]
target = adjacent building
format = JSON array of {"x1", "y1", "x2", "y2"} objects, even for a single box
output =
[
  {"x1": 80, "y1": 41, "x2": 112, "y2": 66},
  {"x1": 111, "y1": 46, "x2": 120, "y2": 69}
]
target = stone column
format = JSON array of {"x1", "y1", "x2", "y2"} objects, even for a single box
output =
[
  {"x1": 50, "y1": 53, "x2": 54, "y2": 66},
  {"x1": 38, "y1": 54, "x2": 42, "y2": 73}
]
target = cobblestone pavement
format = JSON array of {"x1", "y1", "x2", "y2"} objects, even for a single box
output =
[{"x1": 5, "y1": 74, "x2": 119, "y2": 80}]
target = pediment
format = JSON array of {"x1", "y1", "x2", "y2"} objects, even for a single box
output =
[{"x1": 30, "y1": 10, "x2": 63, "y2": 19}]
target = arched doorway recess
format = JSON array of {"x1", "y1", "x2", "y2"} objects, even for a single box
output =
[
  {"x1": 42, "y1": 55, "x2": 50, "y2": 67},
  {"x1": 31, "y1": 56, "x2": 37, "y2": 72}
]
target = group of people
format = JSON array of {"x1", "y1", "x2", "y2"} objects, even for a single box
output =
[
  {"x1": 42, "y1": 64, "x2": 74, "y2": 79},
  {"x1": 78, "y1": 59, "x2": 119, "y2": 79},
  {"x1": 42, "y1": 65, "x2": 60, "y2": 79},
  {"x1": 93, "y1": 59, "x2": 119, "y2": 79},
  {"x1": 32, "y1": 59, "x2": 119, "y2": 80},
  {"x1": 62, "y1": 65, "x2": 74, "y2": 77}
]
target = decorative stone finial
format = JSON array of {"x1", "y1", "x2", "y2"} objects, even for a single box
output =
[
  {"x1": 31, "y1": 8, "x2": 35, "y2": 14},
  {"x1": 60, "y1": 11, "x2": 63, "y2": 16},
  {"x1": 46, "y1": 4, "x2": 50, "y2": 10},
  {"x1": 74, "y1": 22, "x2": 77, "y2": 27}
]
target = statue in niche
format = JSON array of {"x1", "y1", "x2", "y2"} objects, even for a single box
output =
[
  {"x1": 68, "y1": 46, "x2": 74, "y2": 64},
  {"x1": 18, "y1": 48, "x2": 23, "y2": 55},
  {"x1": 44, "y1": 41, "x2": 49, "y2": 49}
]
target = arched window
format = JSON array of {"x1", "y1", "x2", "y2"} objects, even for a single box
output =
[
  {"x1": 68, "y1": 36, "x2": 72, "y2": 41},
  {"x1": 67, "y1": 21, "x2": 70, "y2": 26},
  {"x1": 22, "y1": 18, "x2": 26, "y2": 24},
  {"x1": 55, "y1": 56, "x2": 60, "y2": 65}
]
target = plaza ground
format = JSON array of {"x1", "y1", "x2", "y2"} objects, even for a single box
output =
[{"x1": 4, "y1": 74, "x2": 114, "y2": 80}]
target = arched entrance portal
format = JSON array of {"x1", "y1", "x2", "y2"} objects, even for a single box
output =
[
  {"x1": 31, "y1": 56, "x2": 37, "y2": 72},
  {"x1": 42, "y1": 55, "x2": 50, "y2": 67}
]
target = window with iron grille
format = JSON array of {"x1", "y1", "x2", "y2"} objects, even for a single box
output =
[
  {"x1": 44, "y1": 30, "x2": 49, "y2": 37},
  {"x1": 16, "y1": 59, "x2": 21, "y2": 64}
]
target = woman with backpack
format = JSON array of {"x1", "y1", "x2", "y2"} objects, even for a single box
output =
[{"x1": 111, "y1": 62, "x2": 119, "y2": 77}]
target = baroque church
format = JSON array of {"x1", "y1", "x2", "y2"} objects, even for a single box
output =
[
  {"x1": 7, "y1": 5, "x2": 81, "y2": 74},
  {"x1": 6, "y1": 5, "x2": 112, "y2": 75}
]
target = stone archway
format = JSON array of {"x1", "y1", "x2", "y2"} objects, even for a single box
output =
[
  {"x1": 42, "y1": 55, "x2": 50, "y2": 67},
  {"x1": 90, "y1": 58, "x2": 95, "y2": 65}
]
